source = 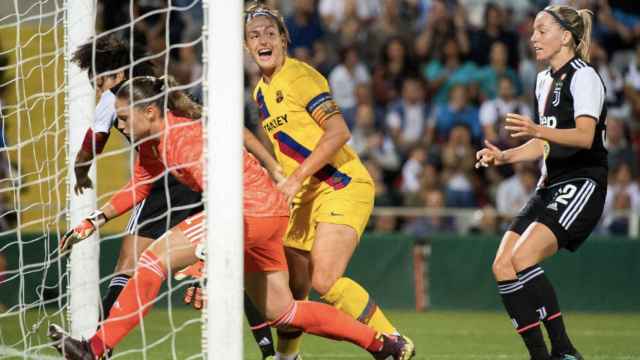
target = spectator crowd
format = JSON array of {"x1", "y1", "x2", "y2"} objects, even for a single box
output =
[{"x1": 95, "y1": 0, "x2": 640, "y2": 236}]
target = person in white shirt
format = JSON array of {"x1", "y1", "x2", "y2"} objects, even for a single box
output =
[
  {"x1": 495, "y1": 163, "x2": 538, "y2": 221},
  {"x1": 328, "y1": 46, "x2": 371, "y2": 112},
  {"x1": 603, "y1": 163, "x2": 640, "y2": 234},
  {"x1": 479, "y1": 75, "x2": 532, "y2": 147},
  {"x1": 385, "y1": 76, "x2": 429, "y2": 155}
]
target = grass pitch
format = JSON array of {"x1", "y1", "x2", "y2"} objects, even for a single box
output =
[{"x1": 1, "y1": 309, "x2": 639, "y2": 359}]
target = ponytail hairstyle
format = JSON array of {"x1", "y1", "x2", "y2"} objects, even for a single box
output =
[
  {"x1": 543, "y1": 5, "x2": 593, "y2": 61},
  {"x1": 116, "y1": 76, "x2": 202, "y2": 119},
  {"x1": 244, "y1": 0, "x2": 291, "y2": 46}
]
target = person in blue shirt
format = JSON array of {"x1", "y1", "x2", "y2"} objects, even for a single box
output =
[{"x1": 426, "y1": 84, "x2": 482, "y2": 144}]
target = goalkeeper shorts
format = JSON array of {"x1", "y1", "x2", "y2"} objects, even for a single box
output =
[
  {"x1": 126, "y1": 172, "x2": 203, "y2": 240},
  {"x1": 176, "y1": 213, "x2": 288, "y2": 273}
]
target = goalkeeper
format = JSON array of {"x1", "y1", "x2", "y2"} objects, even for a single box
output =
[
  {"x1": 71, "y1": 35, "x2": 276, "y2": 358},
  {"x1": 50, "y1": 76, "x2": 413, "y2": 360}
]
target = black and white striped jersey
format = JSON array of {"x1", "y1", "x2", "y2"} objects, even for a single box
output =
[{"x1": 533, "y1": 56, "x2": 608, "y2": 188}]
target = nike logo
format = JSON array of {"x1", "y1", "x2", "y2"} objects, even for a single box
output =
[{"x1": 330, "y1": 211, "x2": 343, "y2": 217}]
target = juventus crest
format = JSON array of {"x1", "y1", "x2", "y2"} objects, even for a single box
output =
[{"x1": 551, "y1": 80, "x2": 563, "y2": 107}]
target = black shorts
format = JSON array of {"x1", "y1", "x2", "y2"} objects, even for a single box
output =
[
  {"x1": 508, "y1": 178, "x2": 606, "y2": 252},
  {"x1": 125, "y1": 173, "x2": 203, "y2": 239}
]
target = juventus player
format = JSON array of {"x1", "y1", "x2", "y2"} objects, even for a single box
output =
[{"x1": 476, "y1": 5, "x2": 606, "y2": 360}]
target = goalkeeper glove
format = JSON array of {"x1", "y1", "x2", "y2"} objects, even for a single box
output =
[
  {"x1": 174, "y1": 260, "x2": 205, "y2": 310},
  {"x1": 60, "y1": 210, "x2": 107, "y2": 254}
]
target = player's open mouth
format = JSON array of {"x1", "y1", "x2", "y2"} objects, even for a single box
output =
[{"x1": 258, "y1": 48, "x2": 272, "y2": 61}]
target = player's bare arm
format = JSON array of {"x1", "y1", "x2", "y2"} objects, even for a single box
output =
[
  {"x1": 278, "y1": 113, "x2": 350, "y2": 202},
  {"x1": 505, "y1": 113, "x2": 596, "y2": 149},
  {"x1": 73, "y1": 131, "x2": 109, "y2": 195},
  {"x1": 476, "y1": 138, "x2": 544, "y2": 168},
  {"x1": 243, "y1": 127, "x2": 284, "y2": 183}
]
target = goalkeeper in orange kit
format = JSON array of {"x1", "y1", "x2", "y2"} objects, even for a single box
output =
[{"x1": 71, "y1": 34, "x2": 277, "y2": 359}]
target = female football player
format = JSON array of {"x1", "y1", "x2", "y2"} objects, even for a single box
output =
[
  {"x1": 71, "y1": 34, "x2": 203, "y2": 319},
  {"x1": 243, "y1": 3, "x2": 414, "y2": 359},
  {"x1": 477, "y1": 5, "x2": 605, "y2": 360}
]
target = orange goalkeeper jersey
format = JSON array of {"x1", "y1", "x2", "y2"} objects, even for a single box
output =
[{"x1": 109, "y1": 112, "x2": 288, "y2": 218}]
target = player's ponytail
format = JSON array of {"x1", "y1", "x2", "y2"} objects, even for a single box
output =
[
  {"x1": 575, "y1": 9, "x2": 593, "y2": 62},
  {"x1": 116, "y1": 76, "x2": 202, "y2": 119},
  {"x1": 164, "y1": 77, "x2": 202, "y2": 119},
  {"x1": 543, "y1": 5, "x2": 593, "y2": 62}
]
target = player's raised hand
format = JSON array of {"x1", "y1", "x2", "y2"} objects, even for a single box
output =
[
  {"x1": 475, "y1": 140, "x2": 505, "y2": 169},
  {"x1": 174, "y1": 260, "x2": 205, "y2": 310},
  {"x1": 60, "y1": 210, "x2": 106, "y2": 254},
  {"x1": 505, "y1": 113, "x2": 541, "y2": 139}
]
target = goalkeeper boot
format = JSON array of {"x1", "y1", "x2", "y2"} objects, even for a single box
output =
[
  {"x1": 370, "y1": 334, "x2": 415, "y2": 360},
  {"x1": 48, "y1": 324, "x2": 96, "y2": 360}
]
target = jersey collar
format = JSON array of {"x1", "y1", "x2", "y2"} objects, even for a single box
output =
[
  {"x1": 550, "y1": 56, "x2": 580, "y2": 80},
  {"x1": 262, "y1": 56, "x2": 289, "y2": 85}
]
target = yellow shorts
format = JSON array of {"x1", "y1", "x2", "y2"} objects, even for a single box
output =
[{"x1": 284, "y1": 179, "x2": 375, "y2": 252}]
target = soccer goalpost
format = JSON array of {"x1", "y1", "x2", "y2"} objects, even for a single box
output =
[{"x1": 0, "y1": 0, "x2": 244, "y2": 358}]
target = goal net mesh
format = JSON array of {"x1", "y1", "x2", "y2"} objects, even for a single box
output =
[{"x1": 0, "y1": 0, "x2": 209, "y2": 358}]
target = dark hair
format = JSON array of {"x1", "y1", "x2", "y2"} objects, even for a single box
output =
[
  {"x1": 339, "y1": 45, "x2": 359, "y2": 63},
  {"x1": 483, "y1": 2, "x2": 501, "y2": 24},
  {"x1": 497, "y1": 74, "x2": 514, "y2": 85},
  {"x1": 543, "y1": 5, "x2": 593, "y2": 61},
  {"x1": 116, "y1": 76, "x2": 202, "y2": 119},
  {"x1": 380, "y1": 36, "x2": 407, "y2": 65},
  {"x1": 71, "y1": 34, "x2": 157, "y2": 80}
]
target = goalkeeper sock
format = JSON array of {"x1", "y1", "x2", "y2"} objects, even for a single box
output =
[
  {"x1": 270, "y1": 300, "x2": 380, "y2": 351},
  {"x1": 244, "y1": 292, "x2": 275, "y2": 358},
  {"x1": 101, "y1": 274, "x2": 130, "y2": 319},
  {"x1": 518, "y1": 265, "x2": 575, "y2": 356},
  {"x1": 91, "y1": 250, "x2": 167, "y2": 355},
  {"x1": 321, "y1": 277, "x2": 397, "y2": 335}
]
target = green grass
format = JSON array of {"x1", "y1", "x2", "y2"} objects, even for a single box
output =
[{"x1": 1, "y1": 309, "x2": 639, "y2": 359}]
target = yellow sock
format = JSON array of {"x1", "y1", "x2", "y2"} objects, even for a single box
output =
[
  {"x1": 276, "y1": 328, "x2": 303, "y2": 356},
  {"x1": 321, "y1": 277, "x2": 397, "y2": 335}
]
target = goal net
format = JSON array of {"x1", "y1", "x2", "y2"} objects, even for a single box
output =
[{"x1": 0, "y1": 0, "x2": 243, "y2": 358}]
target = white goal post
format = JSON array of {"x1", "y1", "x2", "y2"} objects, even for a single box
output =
[
  {"x1": 65, "y1": 0, "x2": 100, "y2": 339},
  {"x1": 206, "y1": 0, "x2": 244, "y2": 358},
  {"x1": 0, "y1": 0, "x2": 244, "y2": 358}
]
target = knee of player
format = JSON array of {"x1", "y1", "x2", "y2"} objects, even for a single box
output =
[
  {"x1": 311, "y1": 271, "x2": 339, "y2": 296},
  {"x1": 115, "y1": 251, "x2": 138, "y2": 275},
  {"x1": 509, "y1": 249, "x2": 532, "y2": 272},
  {"x1": 492, "y1": 255, "x2": 515, "y2": 279}
]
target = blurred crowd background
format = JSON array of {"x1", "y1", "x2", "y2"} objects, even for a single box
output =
[{"x1": 2, "y1": 0, "x2": 639, "y2": 237}]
